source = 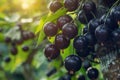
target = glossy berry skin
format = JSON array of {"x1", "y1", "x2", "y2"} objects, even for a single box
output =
[
  {"x1": 88, "y1": 19, "x2": 100, "y2": 35},
  {"x1": 87, "y1": 67, "x2": 99, "y2": 79},
  {"x1": 49, "y1": 1, "x2": 62, "y2": 12},
  {"x1": 4, "y1": 57, "x2": 11, "y2": 63},
  {"x1": 73, "y1": 36, "x2": 87, "y2": 50},
  {"x1": 82, "y1": 1, "x2": 96, "y2": 14},
  {"x1": 44, "y1": 44, "x2": 60, "y2": 60},
  {"x1": 57, "y1": 15, "x2": 72, "y2": 29},
  {"x1": 10, "y1": 46, "x2": 18, "y2": 55},
  {"x1": 78, "y1": 75, "x2": 85, "y2": 80},
  {"x1": 22, "y1": 46, "x2": 29, "y2": 52},
  {"x1": 82, "y1": 60, "x2": 91, "y2": 70},
  {"x1": 84, "y1": 32, "x2": 96, "y2": 47},
  {"x1": 5, "y1": 37, "x2": 11, "y2": 43},
  {"x1": 76, "y1": 48, "x2": 90, "y2": 57},
  {"x1": 44, "y1": 22, "x2": 58, "y2": 37},
  {"x1": 64, "y1": 0, "x2": 79, "y2": 11},
  {"x1": 83, "y1": 25, "x2": 88, "y2": 34},
  {"x1": 95, "y1": 24, "x2": 110, "y2": 45},
  {"x1": 64, "y1": 55, "x2": 82, "y2": 74},
  {"x1": 62, "y1": 23, "x2": 78, "y2": 39},
  {"x1": 55, "y1": 34, "x2": 70, "y2": 49},
  {"x1": 112, "y1": 28, "x2": 120, "y2": 44},
  {"x1": 78, "y1": 11, "x2": 88, "y2": 24},
  {"x1": 58, "y1": 74, "x2": 71, "y2": 80}
]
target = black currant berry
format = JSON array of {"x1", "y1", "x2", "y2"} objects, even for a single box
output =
[
  {"x1": 82, "y1": 1, "x2": 96, "y2": 14},
  {"x1": 57, "y1": 15, "x2": 72, "y2": 29},
  {"x1": 76, "y1": 48, "x2": 90, "y2": 57},
  {"x1": 10, "y1": 46, "x2": 18, "y2": 55},
  {"x1": 95, "y1": 24, "x2": 110, "y2": 45},
  {"x1": 64, "y1": 55, "x2": 82, "y2": 74},
  {"x1": 77, "y1": 11, "x2": 88, "y2": 24},
  {"x1": 88, "y1": 19, "x2": 100, "y2": 35},
  {"x1": 44, "y1": 22, "x2": 58, "y2": 37},
  {"x1": 4, "y1": 57, "x2": 11, "y2": 63},
  {"x1": 112, "y1": 28, "x2": 120, "y2": 44},
  {"x1": 15, "y1": 39, "x2": 24, "y2": 45},
  {"x1": 28, "y1": 31, "x2": 35, "y2": 39},
  {"x1": 22, "y1": 32, "x2": 30, "y2": 40},
  {"x1": 49, "y1": 1, "x2": 62, "y2": 12},
  {"x1": 46, "y1": 68, "x2": 57, "y2": 77},
  {"x1": 64, "y1": 0, "x2": 79, "y2": 11},
  {"x1": 82, "y1": 60, "x2": 91, "y2": 70},
  {"x1": 83, "y1": 25, "x2": 88, "y2": 34},
  {"x1": 55, "y1": 34, "x2": 70, "y2": 49},
  {"x1": 84, "y1": 32, "x2": 96, "y2": 47},
  {"x1": 87, "y1": 67, "x2": 99, "y2": 79},
  {"x1": 22, "y1": 46, "x2": 29, "y2": 52},
  {"x1": 58, "y1": 74, "x2": 71, "y2": 80},
  {"x1": 73, "y1": 36, "x2": 87, "y2": 50},
  {"x1": 5, "y1": 37, "x2": 11, "y2": 43},
  {"x1": 62, "y1": 23, "x2": 78, "y2": 39},
  {"x1": 78, "y1": 75, "x2": 85, "y2": 80},
  {"x1": 44, "y1": 44, "x2": 60, "y2": 60}
]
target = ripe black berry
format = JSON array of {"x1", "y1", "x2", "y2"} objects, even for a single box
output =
[
  {"x1": 64, "y1": 0, "x2": 79, "y2": 11},
  {"x1": 83, "y1": 25, "x2": 88, "y2": 34},
  {"x1": 10, "y1": 46, "x2": 18, "y2": 55},
  {"x1": 22, "y1": 46, "x2": 29, "y2": 52},
  {"x1": 55, "y1": 34, "x2": 70, "y2": 49},
  {"x1": 76, "y1": 48, "x2": 90, "y2": 57},
  {"x1": 95, "y1": 24, "x2": 110, "y2": 45},
  {"x1": 44, "y1": 22, "x2": 58, "y2": 37},
  {"x1": 73, "y1": 36, "x2": 87, "y2": 50},
  {"x1": 62, "y1": 23, "x2": 78, "y2": 39},
  {"x1": 4, "y1": 57, "x2": 11, "y2": 63},
  {"x1": 49, "y1": 1, "x2": 62, "y2": 12},
  {"x1": 44, "y1": 44, "x2": 60, "y2": 60},
  {"x1": 78, "y1": 75, "x2": 85, "y2": 80},
  {"x1": 58, "y1": 74, "x2": 71, "y2": 80},
  {"x1": 77, "y1": 11, "x2": 88, "y2": 24},
  {"x1": 82, "y1": 1, "x2": 96, "y2": 14},
  {"x1": 82, "y1": 60, "x2": 91, "y2": 70},
  {"x1": 64, "y1": 55, "x2": 82, "y2": 74},
  {"x1": 57, "y1": 15, "x2": 72, "y2": 29},
  {"x1": 5, "y1": 37, "x2": 11, "y2": 43},
  {"x1": 87, "y1": 67, "x2": 99, "y2": 79},
  {"x1": 112, "y1": 28, "x2": 120, "y2": 44},
  {"x1": 88, "y1": 19, "x2": 100, "y2": 35},
  {"x1": 84, "y1": 32, "x2": 96, "y2": 46}
]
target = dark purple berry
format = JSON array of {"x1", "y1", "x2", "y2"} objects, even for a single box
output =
[
  {"x1": 57, "y1": 15, "x2": 72, "y2": 29},
  {"x1": 62, "y1": 23, "x2": 78, "y2": 39},
  {"x1": 78, "y1": 11, "x2": 88, "y2": 24},
  {"x1": 22, "y1": 46, "x2": 29, "y2": 52},
  {"x1": 78, "y1": 75, "x2": 85, "y2": 80},
  {"x1": 64, "y1": 0, "x2": 79, "y2": 11},
  {"x1": 87, "y1": 67, "x2": 99, "y2": 79},
  {"x1": 10, "y1": 46, "x2": 18, "y2": 55},
  {"x1": 112, "y1": 28, "x2": 120, "y2": 44},
  {"x1": 4, "y1": 57, "x2": 11, "y2": 63},
  {"x1": 82, "y1": 60, "x2": 91, "y2": 70},
  {"x1": 88, "y1": 19, "x2": 100, "y2": 35},
  {"x1": 82, "y1": 1, "x2": 96, "y2": 14},
  {"x1": 76, "y1": 48, "x2": 90, "y2": 57},
  {"x1": 55, "y1": 34, "x2": 70, "y2": 49},
  {"x1": 49, "y1": 1, "x2": 62, "y2": 12},
  {"x1": 95, "y1": 24, "x2": 110, "y2": 45},
  {"x1": 5, "y1": 37, "x2": 11, "y2": 43},
  {"x1": 83, "y1": 25, "x2": 88, "y2": 34},
  {"x1": 44, "y1": 44, "x2": 60, "y2": 60},
  {"x1": 44, "y1": 22, "x2": 58, "y2": 37},
  {"x1": 64, "y1": 55, "x2": 82, "y2": 74},
  {"x1": 73, "y1": 36, "x2": 87, "y2": 50}
]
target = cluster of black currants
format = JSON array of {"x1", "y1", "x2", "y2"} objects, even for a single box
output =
[
  {"x1": 43, "y1": 0, "x2": 120, "y2": 80},
  {"x1": 4, "y1": 25, "x2": 35, "y2": 63}
]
